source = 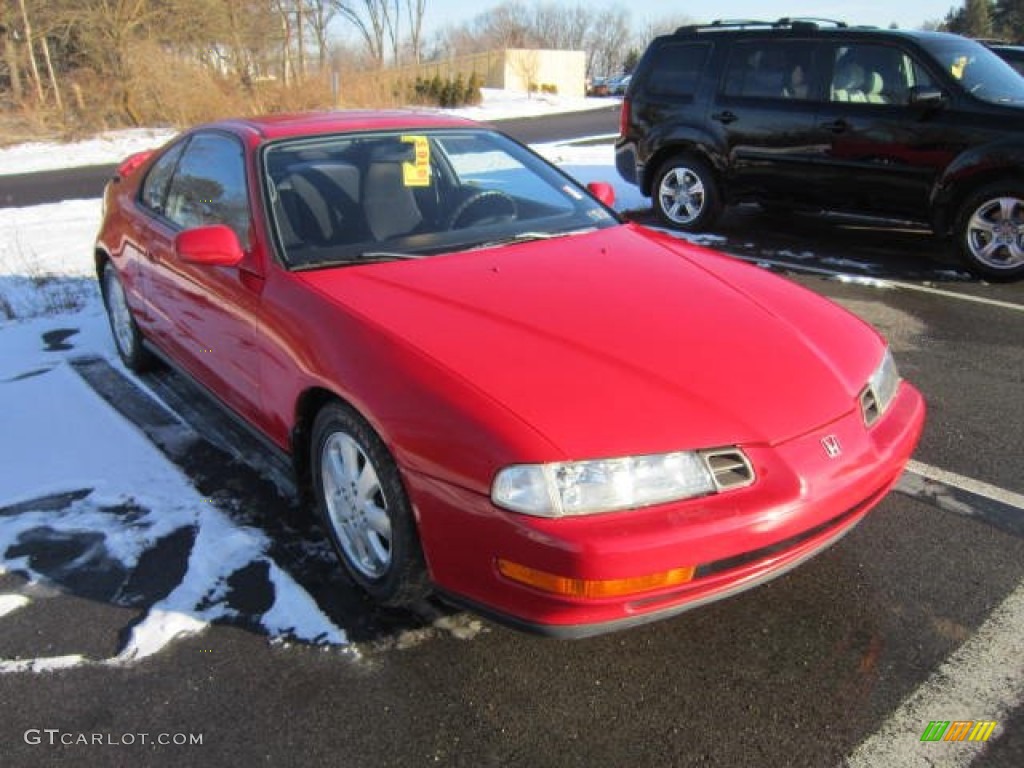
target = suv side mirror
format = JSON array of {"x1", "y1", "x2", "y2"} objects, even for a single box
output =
[
  {"x1": 908, "y1": 86, "x2": 947, "y2": 109},
  {"x1": 175, "y1": 225, "x2": 244, "y2": 267}
]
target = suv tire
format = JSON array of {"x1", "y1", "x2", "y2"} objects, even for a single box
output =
[
  {"x1": 652, "y1": 154, "x2": 722, "y2": 232},
  {"x1": 955, "y1": 183, "x2": 1024, "y2": 281}
]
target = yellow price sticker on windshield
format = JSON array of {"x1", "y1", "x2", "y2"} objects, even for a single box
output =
[{"x1": 401, "y1": 135, "x2": 431, "y2": 187}]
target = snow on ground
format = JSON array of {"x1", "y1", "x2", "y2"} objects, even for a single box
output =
[
  {"x1": 451, "y1": 87, "x2": 617, "y2": 122},
  {"x1": 0, "y1": 311, "x2": 349, "y2": 672},
  {"x1": 0, "y1": 89, "x2": 618, "y2": 176},
  {"x1": 0, "y1": 128, "x2": 177, "y2": 177},
  {"x1": 0, "y1": 199, "x2": 102, "y2": 320}
]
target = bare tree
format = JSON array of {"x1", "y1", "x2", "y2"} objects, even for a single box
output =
[
  {"x1": 405, "y1": 0, "x2": 426, "y2": 63},
  {"x1": 334, "y1": 0, "x2": 388, "y2": 66},
  {"x1": 306, "y1": 0, "x2": 337, "y2": 72},
  {"x1": 586, "y1": 5, "x2": 631, "y2": 77},
  {"x1": 16, "y1": 0, "x2": 44, "y2": 101}
]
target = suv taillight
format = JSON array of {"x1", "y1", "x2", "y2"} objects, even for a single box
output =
[{"x1": 619, "y1": 98, "x2": 631, "y2": 137}]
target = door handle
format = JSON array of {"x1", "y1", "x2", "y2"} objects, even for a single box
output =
[
  {"x1": 712, "y1": 110, "x2": 738, "y2": 125},
  {"x1": 822, "y1": 118, "x2": 849, "y2": 133}
]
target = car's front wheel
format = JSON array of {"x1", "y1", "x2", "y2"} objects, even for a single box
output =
[
  {"x1": 652, "y1": 154, "x2": 722, "y2": 232},
  {"x1": 956, "y1": 184, "x2": 1024, "y2": 281},
  {"x1": 311, "y1": 401, "x2": 430, "y2": 606},
  {"x1": 101, "y1": 261, "x2": 153, "y2": 371}
]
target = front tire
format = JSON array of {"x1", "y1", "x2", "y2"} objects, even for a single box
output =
[
  {"x1": 955, "y1": 183, "x2": 1024, "y2": 281},
  {"x1": 652, "y1": 154, "x2": 722, "y2": 232},
  {"x1": 101, "y1": 261, "x2": 153, "y2": 372},
  {"x1": 311, "y1": 401, "x2": 430, "y2": 606}
]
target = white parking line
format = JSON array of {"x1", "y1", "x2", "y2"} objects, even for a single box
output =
[
  {"x1": 731, "y1": 255, "x2": 1024, "y2": 313},
  {"x1": 906, "y1": 460, "x2": 1024, "y2": 511},
  {"x1": 845, "y1": 463, "x2": 1024, "y2": 765},
  {"x1": 845, "y1": 579, "x2": 1024, "y2": 767}
]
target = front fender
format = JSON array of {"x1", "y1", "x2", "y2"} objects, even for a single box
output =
[{"x1": 932, "y1": 140, "x2": 1024, "y2": 232}]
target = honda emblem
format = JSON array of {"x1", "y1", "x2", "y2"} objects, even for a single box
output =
[{"x1": 821, "y1": 435, "x2": 842, "y2": 459}]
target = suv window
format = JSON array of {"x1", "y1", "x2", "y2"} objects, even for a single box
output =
[
  {"x1": 723, "y1": 41, "x2": 814, "y2": 100},
  {"x1": 830, "y1": 44, "x2": 934, "y2": 105},
  {"x1": 646, "y1": 43, "x2": 711, "y2": 99},
  {"x1": 164, "y1": 133, "x2": 251, "y2": 246},
  {"x1": 140, "y1": 141, "x2": 186, "y2": 214},
  {"x1": 918, "y1": 36, "x2": 1024, "y2": 104}
]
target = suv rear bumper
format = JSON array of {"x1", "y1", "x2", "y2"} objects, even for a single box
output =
[{"x1": 615, "y1": 140, "x2": 641, "y2": 187}]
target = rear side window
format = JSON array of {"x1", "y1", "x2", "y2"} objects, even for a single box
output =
[
  {"x1": 723, "y1": 41, "x2": 815, "y2": 100},
  {"x1": 140, "y1": 141, "x2": 186, "y2": 214},
  {"x1": 645, "y1": 43, "x2": 711, "y2": 98}
]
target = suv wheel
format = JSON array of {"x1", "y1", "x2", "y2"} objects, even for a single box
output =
[
  {"x1": 956, "y1": 183, "x2": 1024, "y2": 281},
  {"x1": 652, "y1": 155, "x2": 721, "y2": 232}
]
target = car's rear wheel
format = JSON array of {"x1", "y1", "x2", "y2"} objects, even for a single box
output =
[
  {"x1": 652, "y1": 154, "x2": 722, "y2": 232},
  {"x1": 101, "y1": 261, "x2": 153, "y2": 372},
  {"x1": 311, "y1": 401, "x2": 430, "y2": 606},
  {"x1": 956, "y1": 184, "x2": 1024, "y2": 281}
]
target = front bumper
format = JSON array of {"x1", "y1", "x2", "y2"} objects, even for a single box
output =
[{"x1": 409, "y1": 382, "x2": 925, "y2": 637}]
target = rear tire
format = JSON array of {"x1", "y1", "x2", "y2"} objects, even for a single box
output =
[
  {"x1": 955, "y1": 183, "x2": 1024, "y2": 281},
  {"x1": 101, "y1": 261, "x2": 154, "y2": 372},
  {"x1": 311, "y1": 401, "x2": 430, "y2": 606},
  {"x1": 652, "y1": 154, "x2": 722, "y2": 232}
]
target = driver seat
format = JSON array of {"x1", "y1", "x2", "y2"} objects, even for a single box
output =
[{"x1": 363, "y1": 145, "x2": 423, "y2": 241}]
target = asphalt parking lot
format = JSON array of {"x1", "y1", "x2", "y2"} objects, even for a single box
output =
[{"x1": 1, "y1": 138, "x2": 1023, "y2": 766}]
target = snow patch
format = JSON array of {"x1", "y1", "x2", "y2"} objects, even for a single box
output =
[
  {"x1": 0, "y1": 654, "x2": 87, "y2": 674},
  {"x1": 0, "y1": 128, "x2": 177, "y2": 176},
  {"x1": 0, "y1": 594, "x2": 30, "y2": 618}
]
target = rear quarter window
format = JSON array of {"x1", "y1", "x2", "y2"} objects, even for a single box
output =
[{"x1": 644, "y1": 42, "x2": 712, "y2": 99}]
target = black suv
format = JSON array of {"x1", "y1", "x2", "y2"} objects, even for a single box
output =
[{"x1": 616, "y1": 18, "x2": 1024, "y2": 279}]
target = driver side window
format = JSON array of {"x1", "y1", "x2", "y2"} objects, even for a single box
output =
[
  {"x1": 164, "y1": 133, "x2": 251, "y2": 248},
  {"x1": 830, "y1": 44, "x2": 934, "y2": 106}
]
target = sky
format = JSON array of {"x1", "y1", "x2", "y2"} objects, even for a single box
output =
[{"x1": 420, "y1": 0, "x2": 957, "y2": 35}]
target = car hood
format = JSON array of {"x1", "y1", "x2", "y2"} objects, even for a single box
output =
[{"x1": 296, "y1": 225, "x2": 883, "y2": 459}]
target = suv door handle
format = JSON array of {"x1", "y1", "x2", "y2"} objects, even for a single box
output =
[
  {"x1": 712, "y1": 110, "x2": 738, "y2": 124},
  {"x1": 822, "y1": 119, "x2": 849, "y2": 133}
]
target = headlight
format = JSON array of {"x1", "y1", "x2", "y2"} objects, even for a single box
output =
[
  {"x1": 492, "y1": 451, "x2": 720, "y2": 517},
  {"x1": 861, "y1": 348, "x2": 901, "y2": 426}
]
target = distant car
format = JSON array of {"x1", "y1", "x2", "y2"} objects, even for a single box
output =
[
  {"x1": 990, "y1": 44, "x2": 1024, "y2": 76},
  {"x1": 617, "y1": 17, "x2": 1024, "y2": 279},
  {"x1": 96, "y1": 111, "x2": 924, "y2": 636},
  {"x1": 608, "y1": 74, "x2": 632, "y2": 95},
  {"x1": 587, "y1": 76, "x2": 611, "y2": 96}
]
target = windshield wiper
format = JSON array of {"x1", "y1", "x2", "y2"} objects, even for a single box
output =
[
  {"x1": 290, "y1": 251, "x2": 423, "y2": 271},
  {"x1": 467, "y1": 227, "x2": 597, "y2": 251},
  {"x1": 358, "y1": 251, "x2": 425, "y2": 262}
]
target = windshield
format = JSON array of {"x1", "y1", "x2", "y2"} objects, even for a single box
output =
[
  {"x1": 262, "y1": 128, "x2": 618, "y2": 269},
  {"x1": 919, "y1": 37, "x2": 1024, "y2": 104}
]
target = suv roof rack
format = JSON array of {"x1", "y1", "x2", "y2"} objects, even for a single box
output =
[
  {"x1": 774, "y1": 17, "x2": 848, "y2": 28},
  {"x1": 674, "y1": 17, "x2": 848, "y2": 35}
]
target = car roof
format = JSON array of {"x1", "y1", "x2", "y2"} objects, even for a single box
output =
[
  {"x1": 663, "y1": 18, "x2": 965, "y2": 46},
  {"x1": 199, "y1": 110, "x2": 482, "y2": 142}
]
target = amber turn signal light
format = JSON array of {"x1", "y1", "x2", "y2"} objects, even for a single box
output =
[{"x1": 497, "y1": 559, "x2": 695, "y2": 599}]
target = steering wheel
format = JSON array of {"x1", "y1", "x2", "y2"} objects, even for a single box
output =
[{"x1": 446, "y1": 190, "x2": 518, "y2": 230}]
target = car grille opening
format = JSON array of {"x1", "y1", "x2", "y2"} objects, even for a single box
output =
[
  {"x1": 860, "y1": 386, "x2": 880, "y2": 426},
  {"x1": 701, "y1": 448, "x2": 755, "y2": 491}
]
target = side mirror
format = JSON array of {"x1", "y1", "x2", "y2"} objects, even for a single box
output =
[
  {"x1": 587, "y1": 181, "x2": 616, "y2": 208},
  {"x1": 908, "y1": 86, "x2": 947, "y2": 109},
  {"x1": 175, "y1": 225, "x2": 244, "y2": 267}
]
